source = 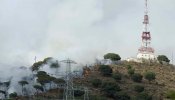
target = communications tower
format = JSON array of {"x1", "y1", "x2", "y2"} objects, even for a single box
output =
[{"x1": 137, "y1": 0, "x2": 156, "y2": 60}]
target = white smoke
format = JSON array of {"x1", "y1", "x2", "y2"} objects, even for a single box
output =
[
  {"x1": 0, "y1": 0, "x2": 143, "y2": 67},
  {"x1": 0, "y1": 0, "x2": 175, "y2": 97}
]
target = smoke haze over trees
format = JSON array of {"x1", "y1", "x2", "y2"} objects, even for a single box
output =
[
  {"x1": 0, "y1": 0, "x2": 174, "y2": 98},
  {"x1": 0, "y1": 0, "x2": 175, "y2": 68}
]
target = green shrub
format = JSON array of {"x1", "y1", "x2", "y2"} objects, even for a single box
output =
[
  {"x1": 50, "y1": 61, "x2": 60, "y2": 68},
  {"x1": 131, "y1": 73, "x2": 143, "y2": 83},
  {"x1": 91, "y1": 79, "x2": 102, "y2": 88},
  {"x1": 166, "y1": 90, "x2": 175, "y2": 99},
  {"x1": 135, "y1": 92, "x2": 152, "y2": 100},
  {"x1": 99, "y1": 65, "x2": 113, "y2": 76},
  {"x1": 101, "y1": 81, "x2": 121, "y2": 97},
  {"x1": 74, "y1": 90, "x2": 85, "y2": 97},
  {"x1": 128, "y1": 69, "x2": 135, "y2": 76},
  {"x1": 134, "y1": 85, "x2": 144, "y2": 93},
  {"x1": 9, "y1": 92, "x2": 17, "y2": 98},
  {"x1": 114, "y1": 92, "x2": 130, "y2": 100},
  {"x1": 112, "y1": 72, "x2": 122, "y2": 81},
  {"x1": 127, "y1": 65, "x2": 132, "y2": 70},
  {"x1": 90, "y1": 95, "x2": 107, "y2": 100},
  {"x1": 33, "y1": 85, "x2": 44, "y2": 92},
  {"x1": 157, "y1": 55, "x2": 170, "y2": 64},
  {"x1": 144, "y1": 72, "x2": 156, "y2": 83}
]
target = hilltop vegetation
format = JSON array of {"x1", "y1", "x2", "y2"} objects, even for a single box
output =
[
  {"x1": 77, "y1": 54, "x2": 174, "y2": 100},
  {"x1": 0, "y1": 53, "x2": 175, "y2": 100},
  {"x1": 78, "y1": 60, "x2": 175, "y2": 100}
]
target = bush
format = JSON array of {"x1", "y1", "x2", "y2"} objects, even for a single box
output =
[
  {"x1": 104, "y1": 53, "x2": 121, "y2": 61},
  {"x1": 99, "y1": 65, "x2": 113, "y2": 76},
  {"x1": 101, "y1": 81, "x2": 121, "y2": 97},
  {"x1": 157, "y1": 55, "x2": 170, "y2": 64},
  {"x1": 112, "y1": 72, "x2": 122, "y2": 81},
  {"x1": 128, "y1": 69, "x2": 135, "y2": 76},
  {"x1": 33, "y1": 85, "x2": 44, "y2": 92},
  {"x1": 135, "y1": 92, "x2": 152, "y2": 100},
  {"x1": 114, "y1": 92, "x2": 130, "y2": 100},
  {"x1": 131, "y1": 73, "x2": 143, "y2": 83},
  {"x1": 134, "y1": 85, "x2": 144, "y2": 93},
  {"x1": 74, "y1": 90, "x2": 85, "y2": 97},
  {"x1": 127, "y1": 65, "x2": 132, "y2": 70},
  {"x1": 90, "y1": 95, "x2": 107, "y2": 100},
  {"x1": 53, "y1": 78, "x2": 66, "y2": 84},
  {"x1": 50, "y1": 61, "x2": 60, "y2": 68},
  {"x1": 144, "y1": 72, "x2": 156, "y2": 83},
  {"x1": 9, "y1": 92, "x2": 17, "y2": 98},
  {"x1": 91, "y1": 79, "x2": 102, "y2": 88},
  {"x1": 166, "y1": 90, "x2": 175, "y2": 99}
]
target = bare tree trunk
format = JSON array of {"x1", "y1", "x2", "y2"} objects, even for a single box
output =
[
  {"x1": 36, "y1": 89, "x2": 38, "y2": 98},
  {"x1": 21, "y1": 85, "x2": 24, "y2": 96}
]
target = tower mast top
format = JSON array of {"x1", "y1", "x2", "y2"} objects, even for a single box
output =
[
  {"x1": 143, "y1": 0, "x2": 149, "y2": 26},
  {"x1": 145, "y1": 0, "x2": 148, "y2": 15}
]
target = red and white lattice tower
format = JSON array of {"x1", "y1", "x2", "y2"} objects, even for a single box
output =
[{"x1": 137, "y1": 0, "x2": 156, "y2": 60}]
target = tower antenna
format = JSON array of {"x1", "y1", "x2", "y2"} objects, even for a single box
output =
[{"x1": 137, "y1": 0, "x2": 156, "y2": 60}]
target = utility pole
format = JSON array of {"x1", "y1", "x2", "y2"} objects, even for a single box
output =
[
  {"x1": 58, "y1": 58, "x2": 90, "y2": 100},
  {"x1": 84, "y1": 87, "x2": 89, "y2": 100},
  {"x1": 172, "y1": 52, "x2": 174, "y2": 65},
  {"x1": 61, "y1": 58, "x2": 76, "y2": 100},
  {"x1": 34, "y1": 56, "x2": 37, "y2": 63}
]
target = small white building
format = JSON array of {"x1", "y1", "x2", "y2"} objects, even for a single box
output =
[{"x1": 137, "y1": 52, "x2": 156, "y2": 60}]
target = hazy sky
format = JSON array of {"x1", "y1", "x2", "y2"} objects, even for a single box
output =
[{"x1": 0, "y1": 0, "x2": 175, "y2": 67}]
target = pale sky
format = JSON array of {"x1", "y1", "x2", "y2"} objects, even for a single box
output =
[{"x1": 0, "y1": 0, "x2": 175, "y2": 67}]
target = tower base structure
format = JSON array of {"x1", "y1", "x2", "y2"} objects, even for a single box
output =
[
  {"x1": 137, "y1": 52, "x2": 156, "y2": 60},
  {"x1": 137, "y1": 46, "x2": 156, "y2": 60}
]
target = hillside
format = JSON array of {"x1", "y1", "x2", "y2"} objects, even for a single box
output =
[
  {"x1": 81, "y1": 62, "x2": 175, "y2": 100},
  {"x1": 14, "y1": 61, "x2": 175, "y2": 100}
]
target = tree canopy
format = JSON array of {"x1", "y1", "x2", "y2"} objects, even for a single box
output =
[
  {"x1": 157, "y1": 55, "x2": 170, "y2": 64},
  {"x1": 50, "y1": 60, "x2": 60, "y2": 68},
  {"x1": 18, "y1": 81, "x2": 28, "y2": 86},
  {"x1": 31, "y1": 61, "x2": 44, "y2": 71},
  {"x1": 9, "y1": 92, "x2": 17, "y2": 98},
  {"x1": 33, "y1": 85, "x2": 44, "y2": 92},
  {"x1": 104, "y1": 53, "x2": 121, "y2": 61},
  {"x1": 43, "y1": 57, "x2": 53, "y2": 64},
  {"x1": 53, "y1": 78, "x2": 65, "y2": 84},
  {"x1": 36, "y1": 71, "x2": 51, "y2": 85}
]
